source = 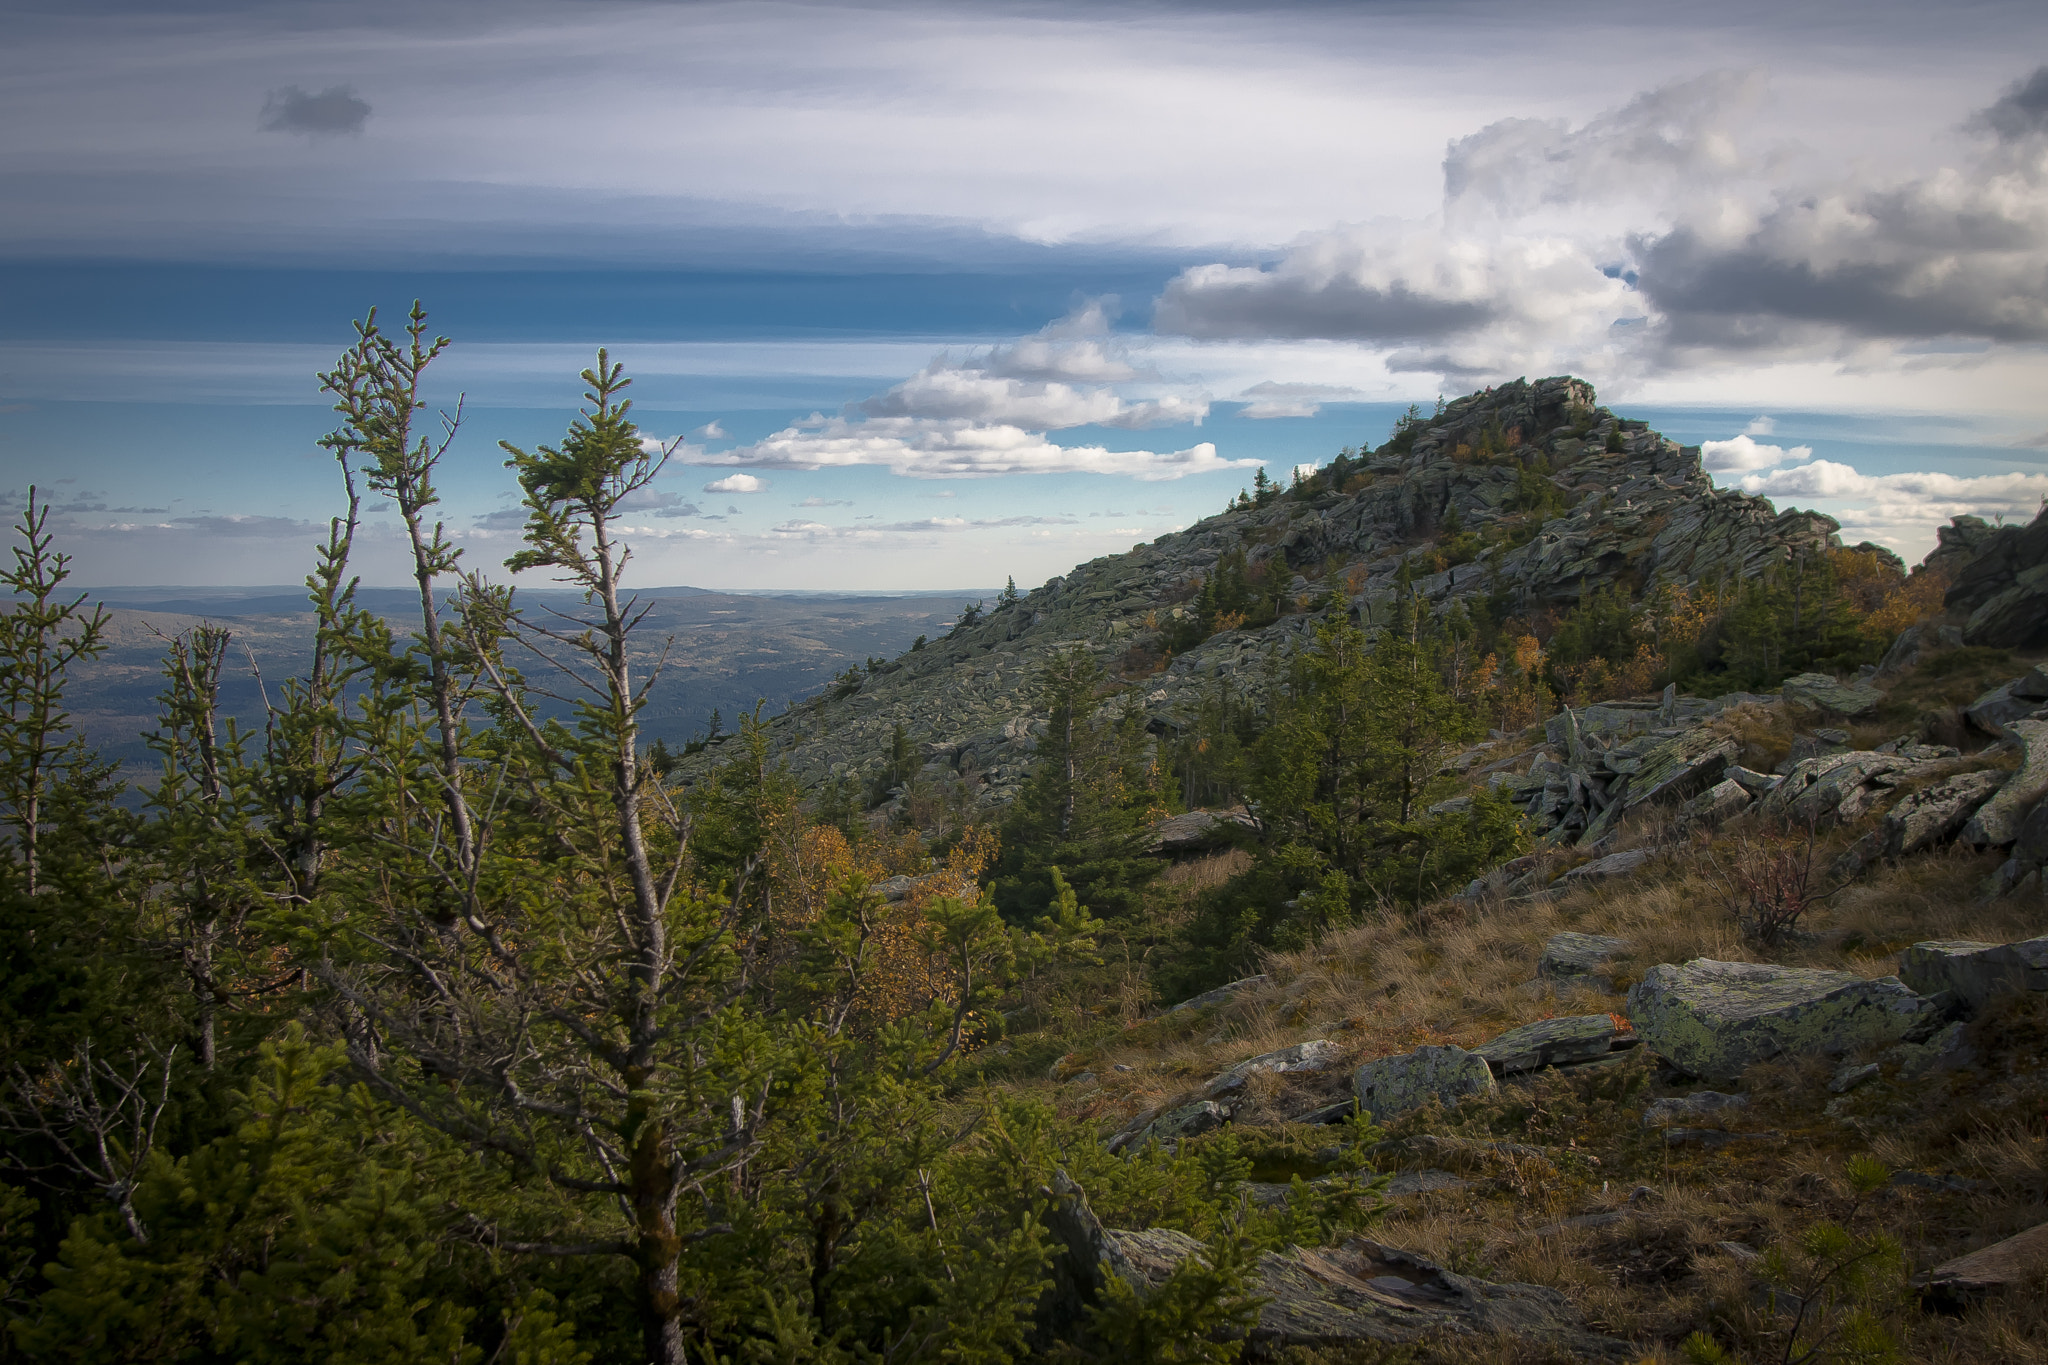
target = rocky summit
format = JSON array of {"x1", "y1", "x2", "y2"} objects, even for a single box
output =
[{"x1": 691, "y1": 375, "x2": 1859, "y2": 806}]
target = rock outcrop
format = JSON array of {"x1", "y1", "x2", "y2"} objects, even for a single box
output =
[
  {"x1": 1353, "y1": 1045, "x2": 1497, "y2": 1120},
  {"x1": 1898, "y1": 937, "x2": 2048, "y2": 1011},
  {"x1": 1627, "y1": 959, "x2": 1941, "y2": 1083},
  {"x1": 673, "y1": 377, "x2": 1858, "y2": 811}
]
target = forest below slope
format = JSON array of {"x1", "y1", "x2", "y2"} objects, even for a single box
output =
[{"x1": 4, "y1": 306, "x2": 2043, "y2": 1364}]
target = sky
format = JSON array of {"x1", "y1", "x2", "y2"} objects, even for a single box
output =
[{"x1": 5, "y1": 0, "x2": 2048, "y2": 590}]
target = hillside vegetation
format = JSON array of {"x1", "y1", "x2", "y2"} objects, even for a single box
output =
[{"x1": 5, "y1": 308, "x2": 2048, "y2": 1364}]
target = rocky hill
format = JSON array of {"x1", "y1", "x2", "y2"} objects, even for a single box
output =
[{"x1": 703, "y1": 376, "x2": 1868, "y2": 806}]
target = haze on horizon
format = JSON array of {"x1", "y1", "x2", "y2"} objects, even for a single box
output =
[{"x1": 5, "y1": 0, "x2": 2048, "y2": 591}]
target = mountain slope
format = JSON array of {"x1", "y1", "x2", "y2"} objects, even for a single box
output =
[{"x1": 711, "y1": 376, "x2": 1864, "y2": 807}]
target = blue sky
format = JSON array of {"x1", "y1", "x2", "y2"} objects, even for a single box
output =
[{"x1": 6, "y1": 0, "x2": 2048, "y2": 589}]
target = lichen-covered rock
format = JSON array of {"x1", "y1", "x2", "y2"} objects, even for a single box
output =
[
  {"x1": 1893, "y1": 770, "x2": 2007, "y2": 855},
  {"x1": 1963, "y1": 718, "x2": 2048, "y2": 846},
  {"x1": 1562, "y1": 847, "x2": 1649, "y2": 881},
  {"x1": 1473, "y1": 1015, "x2": 1617, "y2": 1075},
  {"x1": 1899, "y1": 937, "x2": 2048, "y2": 1010},
  {"x1": 1780, "y1": 672, "x2": 1884, "y2": 717},
  {"x1": 1353, "y1": 1045, "x2": 1497, "y2": 1120},
  {"x1": 1627, "y1": 959, "x2": 1941, "y2": 1083},
  {"x1": 1537, "y1": 932, "x2": 1632, "y2": 989},
  {"x1": 1623, "y1": 728, "x2": 1741, "y2": 810},
  {"x1": 1761, "y1": 751, "x2": 1913, "y2": 824}
]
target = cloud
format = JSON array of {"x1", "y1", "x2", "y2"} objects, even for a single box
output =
[
  {"x1": 1743, "y1": 415, "x2": 1777, "y2": 436},
  {"x1": 857, "y1": 303, "x2": 1205, "y2": 430},
  {"x1": 714, "y1": 415, "x2": 1253, "y2": 480},
  {"x1": 1970, "y1": 66, "x2": 2048, "y2": 143},
  {"x1": 692, "y1": 420, "x2": 727, "y2": 440},
  {"x1": 1736, "y1": 459, "x2": 2048, "y2": 547},
  {"x1": 704, "y1": 473, "x2": 766, "y2": 493},
  {"x1": 798, "y1": 496, "x2": 854, "y2": 507},
  {"x1": 1236, "y1": 380, "x2": 1365, "y2": 419},
  {"x1": 1700, "y1": 434, "x2": 1813, "y2": 473},
  {"x1": 1152, "y1": 66, "x2": 2048, "y2": 380},
  {"x1": 259, "y1": 85, "x2": 371, "y2": 136},
  {"x1": 768, "y1": 514, "x2": 1080, "y2": 541}
]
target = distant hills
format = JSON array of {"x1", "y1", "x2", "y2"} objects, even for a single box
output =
[{"x1": 66, "y1": 585, "x2": 987, "y2": 774}]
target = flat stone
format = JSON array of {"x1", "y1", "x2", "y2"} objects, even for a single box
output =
[
  {"x1": 1562, "y1": 848, "x2": 1649, "y2": 881},
  {"x1": 1641, "y1": 1091, "x2": 1749, "y2": 1129},
  {"x1": 1780, "y1": 672, "x2": 1884, "y2": 717},
  {"x1": 1385, "y1": 1169, "x2": 1471, "y2": 1197},
  {"x1": 1623, "y1": 728, "x2": 1741, "y2": 810},
  {"x1": 1967, "y1": 679, "x2": 2048, "y2": 733},
  {"x1": 1537, "y1": 932, "x2": 1632, "y2": 988},
  {"x1": 1680, "y1": 777, "x2": 1751, "y2": 828},
  {"x1": 1899, "y1": 937, "x2": 2048, "y2": 1010},
  {"x1": 1473, "y1": 1015, "x2": 1617, "y2": 1076},
  {"x1": 1627, "y1": 959, "x2": 1941, "y2": 1083},
  {"x1": 1917, "y1": 1219, "x2": 2048, "y2": 1300},
  {"x1": 1353, "y1": 1044, "x2": 1498, "y2": 1121},
  {"x1": 1829, "y1": 1063, "x2": 1880, "y2": 1094}
]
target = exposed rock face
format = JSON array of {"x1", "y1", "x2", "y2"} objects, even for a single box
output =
[
  {"x1": 1041, "y1": 1171, "x2": 1629, "y2": 1358},
  {"x1": 1537, "y1": 932, "x2": 1633, "y2": 990},
  {"x1": 1353, "y1": 1045, "x2": 1497, "y2": 1120},
  {"x1": 1899, "y1": 937, "x2": 2048, "y2": 1011},
  {"x1": 1163, "y1": 974, "x2": 1266, "y2": 1017},
  {"x1": 1627, "y1": 959, "x2": 1940, "y2": 1083},
  {"x1": 674, "y1": 377, "x2": 1854, "y2": 810},
  {"x1": 1876, "y1": 622, "x2": 1964, "y2": 676},
  {"x1": 1945, "y1": 503, "x2": 2048, "y2": 647},
  {"x1": 1963, "y1": 717, "x2": 2048, "y2": 846},
  {"x1": 1144, "y1": 806, "x2": 1258, "y2": 855},
  {"x1": 1472, "y1": 1015, "x2": 1619, "y2": 1076}
]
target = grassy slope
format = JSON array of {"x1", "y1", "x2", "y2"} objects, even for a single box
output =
[{"x1": 970, "y1": 643, "x2": 2048, "y2": 1362}]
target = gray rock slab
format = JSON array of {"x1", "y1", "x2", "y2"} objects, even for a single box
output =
[
  {"x1": 1473, "y1": 1015, "x2": 1617, "y2": 1076},
  {"x1": 1900, "y1": 937, "x2": 2048, "y2": 1009},
  {"x1": 1624, "y1": 728, "x2": 1740, "y2": 810},
  {"x1": 1163, "y1": 974, "x2": 1267, "y2": 1016},
  {"x1": 1353, "y1": 1044, "x2": 1497, "y2": 1121},
  {"x1": 1916, "y1": 1219, "x2": 2048, "y2": 1300},
  {"x1": 1144, "y1": 806, "x2": 1258, "y2": 855},
  {"x1": 1681, "y1": 777, "x2": 1751, "y2": 828},
  {"x1": 1892, "y1": 769, "x2": 2007, "y2": 856},
  {"x1": 1627, "y1": 959, "x2": 1941, "y2": 1083},
  {"x1": 1537, "y1": 932, "x2": 1632, "y2": 988},
  {"x1": 1967, "y1": 679, "x2": 2048, "y2": 733},
  {"x1": 1202, "y1": 1040, "x2": 1341, "y2": 1098},
  {"x1": 1562, "y1": 847, "x2": 1649, "y2": 880}
]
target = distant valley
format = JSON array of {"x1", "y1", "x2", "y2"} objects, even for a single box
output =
[{"x1": 70, "y1": 583, "x2": 986, "y2": 775}]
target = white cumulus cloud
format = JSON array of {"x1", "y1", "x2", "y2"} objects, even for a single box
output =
[
  {"x1": 1237, "y1": 380, "x2": 1366, "y2": 419},
  {"x1": 704, "y1": 473, "x2": 766, "y2": 493},
  {"x1": 1737, "y1": 460, "x2": 2048, "y2": 551},
  {"x1": 1700, "y1": 434, "x2": 1813, "y2": 473},
  {"x1": 711, "y1": 416, "x2": 1251, "y2": 481}
]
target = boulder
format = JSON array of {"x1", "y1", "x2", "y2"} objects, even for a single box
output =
[
  {"x1": 1041, "y1": 1174, "x2": 1630, "y2": 1359},
  {"x1": 1680, "y1": 777, "x2": 1751, "y2": 829},
  {"x1": 1967, "y1": 678, "x2": 2048, "y2": 733},
  {"x1": 1353, "y1": 1045, "x2": 1497, "y2": 1120},
  {"x1": 1562, "y1": 847, "x2": 1648, "y2": 881},
  {"x1": 1627, "y1": 959, "x2": 1941, "y2": 1083},
  {"x1": 1898, "y1": 937, "x2": 2048, "y2": 1011},
  {"x1": 1726, "y1": 764, "x2": 1778, "y2": 795},
  {"x1": 1144, "y1": 806, "x2": 1258, "y2": 855},
  {"x1": 1761, "y1": 751, "x2": 1912, "y2": 825},
  {"x1": 1473, "y1": 1015, "x2": 1618, "y2": 1076},
  {"x1": 1917, "y1": 1220, "x2": 2048, "y2": 1302},
  {"x1": 1966, "y1": 563, "x2": 2048, "y2": 649},
  {"x1": 1962, "y1": 717, "x2": 2048, "y2": 846},
  {"x1": 1780, "y1": 672, "x2": 1884, "y2": 717},
  {"x1": 1876, "y1": 622, "x2": 1964, "y2": 676},
  {"x1": 1537, "y1": 932, "x2": 1632, "y2": 990}
]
